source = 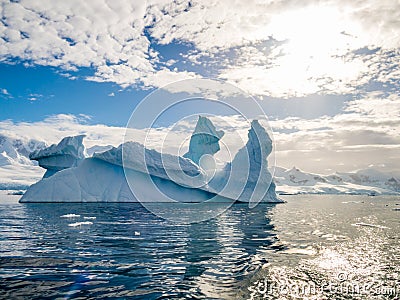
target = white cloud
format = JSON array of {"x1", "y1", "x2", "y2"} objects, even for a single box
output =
[
  {"x1": 218, "y1": 45, "x2": 371, "y2": 97},
  {"x1": 0, "y1": 114, "x2": 125, "y2": 148},
  {"x1": 0, "y1": 0, "x2": 195, "y2": 89},
  {"x1": 0, "y1": 1, "x2": 399, "y2": 176},
  {"x1": 26, "y1": 93, "x2": 43, "y2": 101},
  {"x1": 0, "y1": 88, "x2": 12, "y2": 98},
  {"x1": 269, "y1": 92, "x2": 400, "y2": 173},
  {"x1": 148, "y1": 0, "x2": 400, "y2": 97},
  {"x1": 149, "y1": 0, "x2": 400, "y2": 52},
  {"x1": 0, "y1": 0, "x2": 399, "y2": 97}
]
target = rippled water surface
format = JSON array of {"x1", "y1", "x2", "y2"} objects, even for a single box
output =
[{"x1": 0, "y1": 194, "x2": 399, "y2": 299}]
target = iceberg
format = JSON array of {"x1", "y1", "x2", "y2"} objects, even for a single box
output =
[
  {"x1": 29, "y1": 135, "x2": 86, "y2": 178},
  {"x1": 20, "y1": 117, "x2": 282, "y2": 203}
]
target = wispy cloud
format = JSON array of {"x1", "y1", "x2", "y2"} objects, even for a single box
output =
[
  {"x1": 0, "y1": 88, "x2": 12, "y2": 99},
  {"x1": 0, "y1": 1, "x2": 399, "y2": 176},
  {"x1": 27, "y1": 93, "x2": 43, "y2": 101},
  {"x1": 0, "y1": 114, "x2": 122, "y2": 147},
  {"x1": 148, "y1": 1, "x2": 400, "y2": 97}
]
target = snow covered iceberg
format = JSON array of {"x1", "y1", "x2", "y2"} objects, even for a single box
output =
[
  {"x1": 20, "y1": 117, "x2": 282, "y2": 203},
  {"x1": 29, "y1": 135, "x2": 86, "y2": 178}
]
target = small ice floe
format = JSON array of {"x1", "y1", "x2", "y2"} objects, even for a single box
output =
[
  {"x1": 83, "y1": 216, "x2": 96, "y2": 220},
  {"x1": 134, "y1": 231, "x2": 140, "y2": 236},
  {"x1": 283, "y1": 246, "x2": 317, "y2": 255},
  {"x1": 60, "y1": 214, "x2": 80, "y2": 218},
  {"x1": 68, "y1": 221, "x2": 93, "y2": 227},
  {"x1": 351, "y1": 222, "x2": 389, "y2": 229}
]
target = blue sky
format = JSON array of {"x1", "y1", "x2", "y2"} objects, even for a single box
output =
[
  {"x1": 0, "y1": 63, "x2": 148, "y2": 125},
  {"x1": 0, "y1": 0, "x2": 399, "y2": 174},
  {"x1": 0, "y1": 61, "x2": 352, "y2": 126}
]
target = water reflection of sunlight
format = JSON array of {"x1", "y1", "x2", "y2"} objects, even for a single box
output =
[
  {"x1": 248, "y1": 233, "x2": 394, "y2": 299},
  {"x1": 247, "y1": 196, "x2": 399, "y2": 299},
  {"x1": 315, "y1": 248, "x2": 350, "y2": 271}
]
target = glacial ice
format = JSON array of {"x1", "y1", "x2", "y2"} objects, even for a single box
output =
[
  {"x1": 207, "y1": 120, "x2": 280, "y2": 204},
  {"x1": 183, "y1": 116, "x2": 224, "y2": 165},
  {"x1": 20, "y1": 117, "x2": 282, "y2": 203},
  {"x1": 94, "y1": 141, "x2": 208, "y2": 188},
  {"x1": 29, "y1": 135, "x2": 86, "y2": 178},
  {"x1": 20, "y1": 157, "x2": 214, "y2": 202}
]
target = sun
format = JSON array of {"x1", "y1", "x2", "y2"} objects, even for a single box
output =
[{"x1": 264, "y1": 5, "x2": 367, "y2": 96}]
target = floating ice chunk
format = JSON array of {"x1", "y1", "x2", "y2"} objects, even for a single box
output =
[
  {"x1": 68, "y1": 221, "x2": 93, "y2": 227},
  {"x1": 60, "y1": 214, "x2": 81, "y2": 218},
  {"x1": 283, "y1": 246, "x2": 317, "y2": 255}
]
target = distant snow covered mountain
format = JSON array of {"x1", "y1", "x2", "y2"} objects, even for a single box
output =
[
  {"x1": 274, "y1": 166, "x2": 400, "y2": 195},
  {"x1": 0, "y1": 134, "x2": 45, "y2": 166},
  {"x1": 0, "y1": 134, "x2": 46, "y2": 190},
  {"x1": 0, "y1": 134, "x2": 116, "y2": 190}
]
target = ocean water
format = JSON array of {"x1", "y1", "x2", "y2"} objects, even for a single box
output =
[{"x1": 0, "y1": 194, "x2": 399, "y2": 299}]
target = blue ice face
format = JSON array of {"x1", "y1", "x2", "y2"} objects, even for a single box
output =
[{"x1": 183, "y1": 116, "x2": 224, "y2": 165}]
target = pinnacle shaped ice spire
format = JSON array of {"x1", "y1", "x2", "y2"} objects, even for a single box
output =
[
  {"x1": 183, "y1": 116, "x2": 224, "y2": 165},
  {"x1": 240, "y1": 120, "x2": 278, "y2": 205},
  {"x1": 208, "y1": 119, "x2": 280, "y2": 203},
  {"x1": 246, "y1": 120, "x2": 272, "y2": 171}
]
